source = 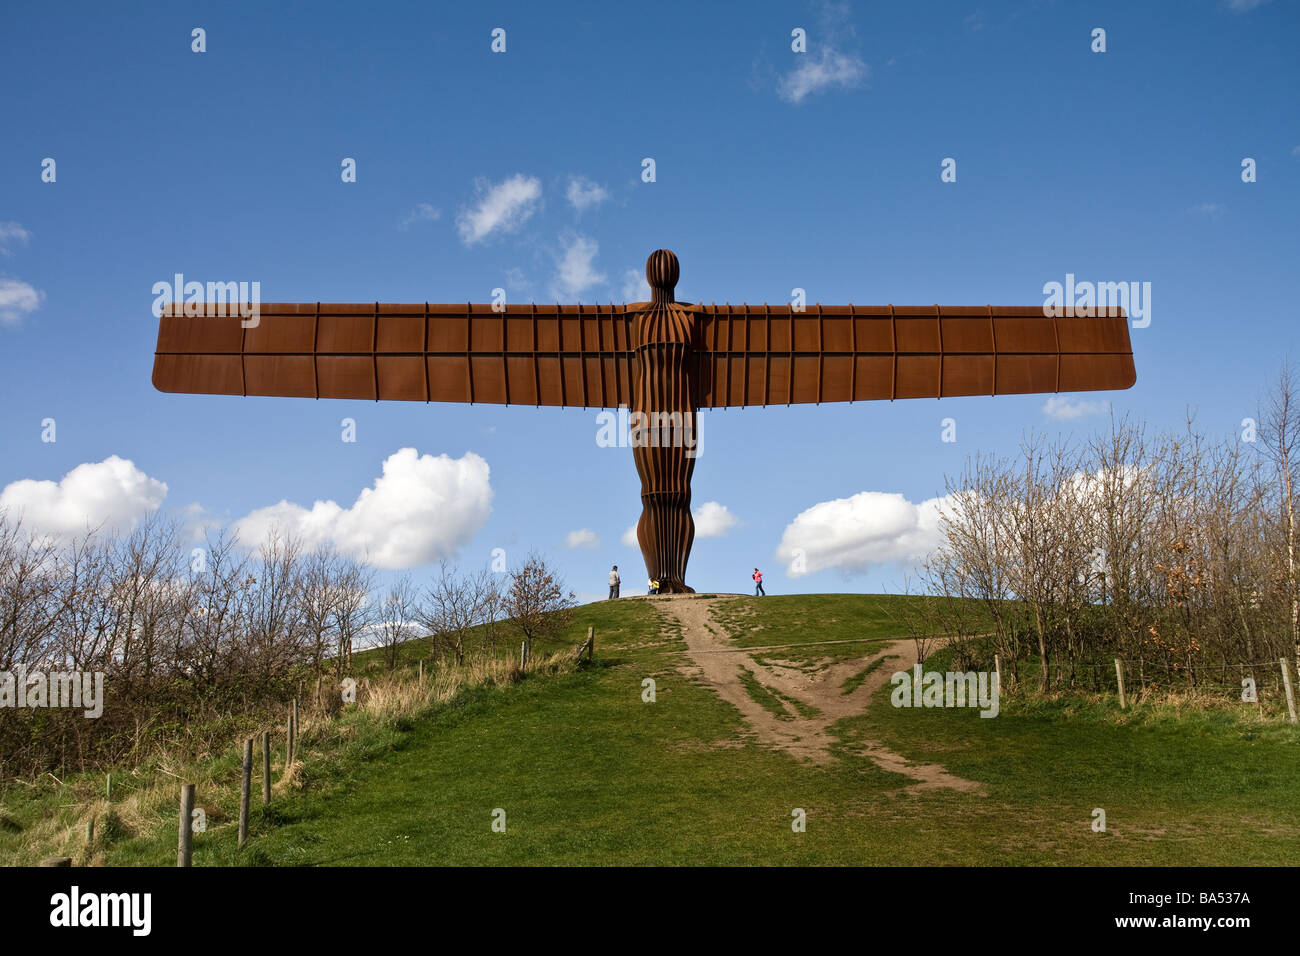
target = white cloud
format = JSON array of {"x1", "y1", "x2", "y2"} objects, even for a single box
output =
[
  {"x1": 778, "y1": 48, "x2": 868, "y2": 103},
  {"x1": 233, "y1": 448, "x2": 492, "y2": 570},
  {"x1": 0, "y1": 278, "x2": 43, "y2": 326},
  {"x1": 1226, "y1": 0, "x2": 1271, "y2": 11},
  {"x1": 0, "y1": 456, "x2": 168, "y2": 537},
  {"x1": 621, "y1": 524, "x2": 638, "y2": 547},
  {"x1": 177, "y1": 501, "x2": 222, "y2": 542},
  {"x1": 565, "y1": 528, "x2": 600, "y2": 549},
  {"x1": 621, "y1": 268, "x2": 650, "y2": 302},
  {"x1": 1292, "y1": 145, "x2": 1300, "y2": 157},
  {"x1": 777, "y1": 3, "x2": 868, "y2": 104},
  {"x1": 0, "y1": 222, "x2": 30, "y2": 256},
  {"x1": 565, "y1": 176, "x2": 609, "y2": 212},
  {"x1": 456, "y1": 174, "x2": 542, "y2": 245},
  {"x1": 551, "y1": 233, "x2": 606, "y2": 300},
  {"x1": 1043, "y1": 395, "x2": 1110, "y2": 420},
  {"x1": 693, "y1": 501, "x2": 738, "y2": 538},
  {"x1": 398, "y1": 202, "x2": 441, "y2": 230},
  {"x1": 776, "y1": 490, "x2": 952, "y2": 576},
  {"x1": 1188, "y1": 202, "x2": 1226, "y2": 217}
]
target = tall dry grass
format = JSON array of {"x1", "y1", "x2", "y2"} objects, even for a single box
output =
[{"x1": 0, "y1": 648, "x2": 579, "y2": 865}]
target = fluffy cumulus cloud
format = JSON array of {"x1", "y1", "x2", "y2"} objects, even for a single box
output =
[
  {"x1": 565, "y1": 528, "x2": 600, "y2": 549},
  {"x1": 621, "y1": 524, "x2": 638, "y2": 547},
  {"x1": 551, "y1": 233, "x2": 606, "y2": 299},
  {"x1": 233, "y1": 448, "x2": 492, "y2": 569},
  {"x1": 456, "y1": 174, "x2": 541, "y2": 245},
  {"x1": 776, "y1": 490, "x2": 953, "y2": 576},
  {"x1": 0, "y1": 278, "x2": 43, "y2": 326},
  {"x1": 1043, "y1": 395, "x2": 1110, "y2": 420},
  {"x1": 565, "y1": 176, "x2": 609, "y2": 212},
  {"x1": 693, "y1": 501, "x2": 738, "y2": 538},
  {"x1": 0, "y1": 456, "x2": 168, "y2": 537}
]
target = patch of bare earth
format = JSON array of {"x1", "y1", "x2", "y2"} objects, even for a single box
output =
[{"x1": 653, "y1": 595, "x2": 983, "y2": 793}]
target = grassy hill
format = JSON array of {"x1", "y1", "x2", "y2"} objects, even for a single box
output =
[{"x1": 3, "y1": 593, "x2": 1298, "y2": 866}]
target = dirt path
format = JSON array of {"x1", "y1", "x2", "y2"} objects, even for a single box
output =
[{"x1": 654, "y1": 595, "x2": 982, "y2": 793}]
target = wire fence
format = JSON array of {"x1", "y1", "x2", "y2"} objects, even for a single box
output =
[{"x1": 993, "y1": 652, "x2": 1297, "y2": 716}]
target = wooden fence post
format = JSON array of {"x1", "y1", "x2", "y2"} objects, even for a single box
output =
[
  {"x1": 177, "y1": 783, "x2": 194, "y2": 867},
  {"x1": 586, "y1": 626, "x2": 595, "y2": 660},
  {"x1": 520, "y1": 641, "x2": 528, "y2": 670},
  {"x1": 315, "y1": 675, "x2": 322, "y2": 709},
  {"x1": 1114, "y1": 658, "x2": 1127, "y2": 710},
  {"x1": 1280, "y1": 658, "x2": 1298, "y2": 724},
  {"x1": 105, "y1": 773, "x2": 111, "y2": 800},
  {"x1": 286, "y1": 709, "x2": 294, "y2": 770},
  {"x1": 85, "y1": 819, "x2": 94, "y2": 846},
  {"x1": 239, "y1": 737, "x2": 252, "y2": 848},
  {"x1": 262, "y1": 731, "x2": 271, "y2": 803},
  {"x1": 419, "y1": 659, "x2": 425, "y2": 685}
]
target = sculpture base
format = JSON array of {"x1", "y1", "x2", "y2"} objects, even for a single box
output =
[{"x1": 653, "y1": 580, "x2": 696, "y2": 595}]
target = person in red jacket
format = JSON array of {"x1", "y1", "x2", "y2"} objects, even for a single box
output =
[{"x1": 752, "y1": 568, "x2": 765, "y2": 596}]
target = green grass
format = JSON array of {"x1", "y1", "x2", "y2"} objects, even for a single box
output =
[
  {"x1": 4, "y1": 593, "x2": 1298, "y2": 866},
  {"x1": 738, "y1": 665, "x2": 792, "y2": 720},
  {"x1": 709, "y1": 593, "x2": 976, "y2": 667},
  {"x1": 840, "y1": 654, "x2": 890, "y2": 696},
  {"x1": 736, "y1": 665, "x2": 819, "y2": 720}
]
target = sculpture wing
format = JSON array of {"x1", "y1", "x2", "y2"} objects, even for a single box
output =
[
  {"x1": 689, "y1": 304, "x2": 1136, "y2": 407},
  {"x1": 152, "y1": 303, "x2": 636, "y2": 408}
]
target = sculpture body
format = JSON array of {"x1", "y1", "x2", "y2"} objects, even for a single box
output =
[{"x1": 631, "y1": 250, "x2": 697, "y2": 592}]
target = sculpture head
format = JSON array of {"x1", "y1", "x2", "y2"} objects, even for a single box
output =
[{"x1": 646, "y1": 249, "x2": 679, "y2": 303}]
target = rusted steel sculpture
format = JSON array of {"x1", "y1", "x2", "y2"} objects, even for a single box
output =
[{"x1": 153, "y1": 248, "x2": 1136, "y2": 592}]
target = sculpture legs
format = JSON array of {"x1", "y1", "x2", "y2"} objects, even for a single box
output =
[{"x1": 634, "y1": 455, "x2": 696, "y2": 594}]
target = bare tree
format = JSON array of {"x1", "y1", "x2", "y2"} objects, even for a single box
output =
[
  {"x1": 502, "y1": 552, "x2": 576, "y2": 654},
  {"x1": 1258, "y1": 360, "x2": 1300, "y2": 667},
  {"x1": 0, "y1": 515, "x2": 63, "y2": 672},
  {"x1": 237, "y1": 529, "x2": 306, "y2": 683},
  {"x1": 332, "y1": 557, "x2": 374, "y2": 677},
  {"x1": 473, "y1": 568, "x2": 504, "y2": 658},
  {"x1": 299, "y1": 546, "x2": 341, "y2": 676},
  {"x1": 418, "y1": 562, "x2": 480, "y2": 666},
  {"x1": 377, "y1": 574, "x2": 418, "y2": 671}
]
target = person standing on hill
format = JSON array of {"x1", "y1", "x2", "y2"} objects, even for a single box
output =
[
  {"x1": 609, "y1": 565, "x2": 621, "y2": 599},
  {"x1": 752, "y1": 568, "x2": 765, "y2": 596}
]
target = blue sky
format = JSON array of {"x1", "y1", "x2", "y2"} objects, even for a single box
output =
[{"x1": 1, "y1": 0, "x2": 1297, "y2": 600}]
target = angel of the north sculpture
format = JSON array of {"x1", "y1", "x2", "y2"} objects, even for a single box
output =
[{"x1": 152, "y1": 248, "x2": 1136, "y2": 593}]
